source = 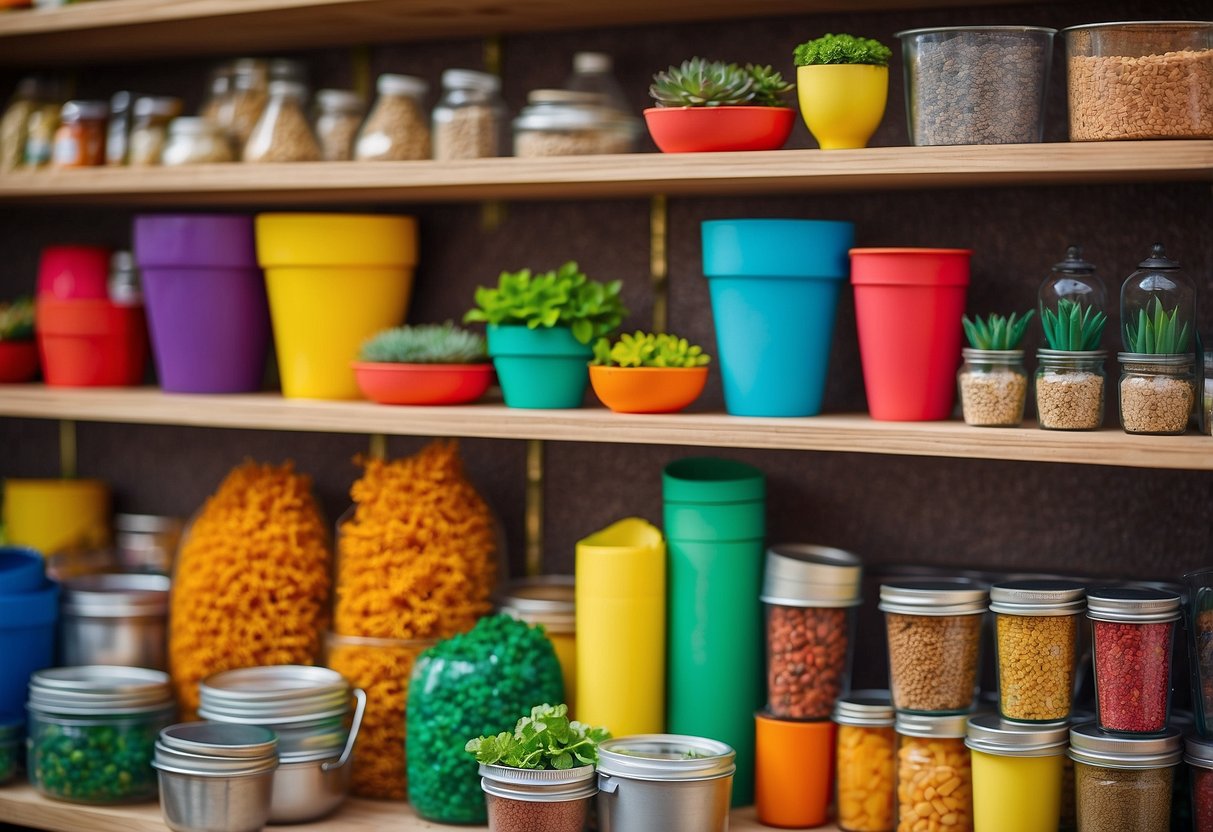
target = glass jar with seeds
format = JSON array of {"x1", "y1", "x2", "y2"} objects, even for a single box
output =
[
  {"x1": 355, "y1": 73, "x2": 431, "y2": 161},
  {"x1": 220, "y1": 58, "x2": 269, "y2": 151},
  {"x1": 990, "y1": 580, "x2": 1084, "y2": 723},
  {"x1": 199, "y1": 62, "x2": 232, "y2": 125},
  {"x1": 513, "y1": 90, "x2": 630, "y2": 157},
  {"x1": 432, "y1": 69, "x2": 506, "y2": 160},
  {"x1": 958, "y1": 311, "x2": 1034, "y2": 427},
  {"x1": 1037, "y1": 245, "x2": 1109, "y2": 430},
  {"x1": 128, "y1": 96, "x2": 183, "y2": 166},
  {"x1": 1, "y1": 77, "x2": 47, "y2": 172},
  {"x1": 243, "y1": 80, "x2": 320, "y2": 163},
  {"x1": 162, "y1": 117, "x2": 234, "y2": 165},
  {"x1": 313, "y1": 89, "x2": 364, "y2": 161},
  {"x1": 1069, "y1": 723, "x2": 1181, "y2": 832}
]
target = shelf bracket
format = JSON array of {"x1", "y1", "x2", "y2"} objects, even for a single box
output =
[
  {"x1": 368, "y1": 433, "x2": 387, "y2": 461},
  {"x1": 525, "y1": 438, "x2": 543, "y2": 577},
  {"x1": 58, "y1": 419, "x2": 76, "y2": 479},
  {"x1": 350, "y1": 45, "x2": 372, "y2": 101},
  {"x1": 479, "y1": 35, "x2": 507, "y2": 232},
  {"x1": 650, "y1": 194, "x2": 668, "y2": 333}
]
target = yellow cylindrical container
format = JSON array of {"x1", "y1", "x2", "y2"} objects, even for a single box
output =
[
  {"x1": 3, "y1": 478, "x2": 110, "y2": 555},
  {"x1": 575, "y1": 517, "x2": 665, "y2": 737},
  {"x1": 497, "y1": 575, "x2": 577, "y2": 716},
  {"x1": 255, "y1": 213, "x2": 417, "y2": 400},
  {"x1": 967, "y1": 713, "x2": 1068, "y2": 832}
]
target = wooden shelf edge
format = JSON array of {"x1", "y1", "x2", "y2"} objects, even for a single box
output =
[{"x1": 2, "y1": 386, "x2": 1210, "y2": 470}]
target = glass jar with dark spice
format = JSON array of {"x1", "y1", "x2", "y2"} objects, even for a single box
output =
[
  {"x1": 1069, "y1": 723, "x2": 1181, "y2": 832},
  {"x1": 991, "y1": 579, "x2": 1084, "y2": 723},
  {"x1": 1187, "y1": 736, "x2": 1213, "y2": 832},
  {"x1": 479, "y1": 764, "x2": 596, "y2": 832}
]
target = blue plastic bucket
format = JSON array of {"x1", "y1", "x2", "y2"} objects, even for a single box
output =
[{"x1": 0, "y1": 581, "x2": 59, "y2": 721}]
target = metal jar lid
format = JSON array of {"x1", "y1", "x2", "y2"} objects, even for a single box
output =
[
  {"x1": 201, "y1": 665, "x2": 349, "y2": 704},
  {"x1": 153, "y1": 745, "x2": 278, "y2": 779},
  {"x1": 895, "y1": 712, "x2": 970, "y2": 739},
  {"x1": 159, "y1": 722, "x2": 278, "y2": 759},
  {"x1": 879, "y1": 580, "x2": 988, "y2": 616},
  {"x1": 28, "y1": 666, "x2": 174, "y2": 716},
  {"x1": 115, "y1": 513, "x2": 183, "y2": 535},
  {"x1": 965, "y1": 714, "x2": 1068, "y2": 757},
  {"x1": 598, "y1": 735, "x2": 735, "y2": 782},
  {"x1": 198, "y1": 702, "x2": 349, "y2": 727},
  {"x1": 479, "y1": 763, "x2": 597, "y2": 803},
  {"x1": 199, "y1": 689, "x2": 349, "y2": 717},
  {"x1": 61, "y1": 573, "x2": 171, "y2": 618},
  {"x1": 1186, "y1": 736, "x2": 1213, "y2": 769},
  {"x1": 762, "y1": 544, "x2": 862, "y2": 608},
  {"x1": 1085, "y1": 587, "x2": 1182, "y2": 623},
  {"x1": 1069, "y1": 723, "x2": 1182, "y2": 769},
  {"x1": 989, "y1": 580, "x2": 1085, "y2": 616},
  {"x1": 833, "y1": 691, "x2": 894, "y2": 727},
  {"x1": 497, "y1": 576, "x2": 575, "y2": 634}
]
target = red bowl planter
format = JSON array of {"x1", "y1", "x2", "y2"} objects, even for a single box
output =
[
  {"x1": 353, "y1": 362, "x2": 493, "y2": 406},
  {"x1": 589, "y1": 365, "x2": 709, "y2": 414},
  {"x1": 643, "y1": 106, "x2": 796, "y2": 153},
  {"x1": 36, "y1": 298, "x2": 148, "y2": 387},
  {"x1": 0, "y1": 341, "x2": 38, "y2": 383}
]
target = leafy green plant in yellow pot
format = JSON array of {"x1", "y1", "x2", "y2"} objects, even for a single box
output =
[{"x1": 793, "y1": 34, "x2": 891, "y2": 149}]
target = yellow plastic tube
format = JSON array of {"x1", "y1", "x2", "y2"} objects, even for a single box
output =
[
  {"x1": 971, "y1": 748, "x2": 1064, "y2": 832},
  {"x1": 3, "y1": 478, "x2": 110, "y2": 554}
]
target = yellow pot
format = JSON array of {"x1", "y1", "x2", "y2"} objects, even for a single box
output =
[
  {"x1": 797, "y1": 64, "x2": 889, "y2": 150},
  {"x1": 3, "y1": 478, "x2": 110, "y2": 555},
  {"x1": 256, "y1": 213, "x2": 418, "y2": 400}
]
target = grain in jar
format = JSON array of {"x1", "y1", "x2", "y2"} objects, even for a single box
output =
[
  {"x1": 199, "y1": 63, "x2": 232, "y2": 125},
  {"x1": 161, "y1": 117, "x2": 234, "y2": 165},
  {"x1": 1036, "y1": 350, "x2": 1107, "y2": 430},
  {"x1": 220, "y1": 58, "x2": 269, "y2": 149},
  {"x1": 1, "y1": 77, "x2": 42, "y2": 172},
  {"x1": 497, "y1": 576, "x2": 577, "y2": 716},
  {"x1": 433, "y1": 69, "x2": 506, "y2": 160},
  {"x1": 513, "y1": 90, "x2": 630, "y2": 157},
  {"x1": 355, "y1": 74, "x2": 430, "y2": 161},
  {"x1": 834, "y1": 692, "x2": 895, "y2": 832},
  {"x1": 881, "y1": 580, "x2": 987, "y2": 714},
  {"x1": 966, "y1": 714, "x2": 1068, "y2": 832},
  {"x1": 991, "y1": 580, "x2": 1084, "y2": 723},
  {"x1": 52, "y1": 100, "x2": 108, "y2": 168},
  {"x1": 895, "y1": 712, "x2": 973, "y2": 832},
  {"x1": 1070, "y1": 723, "x2": 1181, "y2": 832},
  {"x1": 23, "y1": 99, "x2": 60, "y2": 168},
  {"x1": 958, "y1": 348, "x2": 1028, "y2": 426},
  {"x1": 128, "y1": 96, "x2": 183, "y2": 166},
  {"x1": 313, "y1": 89, "x2": 364, "y2": 162},
  {"x1": 243, "y1": 80, "x2": 320, "y2": 163}
]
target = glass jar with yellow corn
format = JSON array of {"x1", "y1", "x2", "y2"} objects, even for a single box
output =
[
  {"x1": 834, "y1": 692, "x2": 896, "y2": 832},
  {"x1": 895, "y1": 712, "x2": 973, "y2": 832}
]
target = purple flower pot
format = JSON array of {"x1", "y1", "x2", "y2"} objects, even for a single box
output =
[{"x1": 134, "y1": 214, "x2": 269, "y2": 394}]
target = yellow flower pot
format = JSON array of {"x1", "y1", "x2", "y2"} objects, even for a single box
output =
[
  {"x1": 796, "y1": 64, "x2": 889, "y2": 150},
  {"x1": 3, "y1": 478, "x2": 110, "y2": 555}
]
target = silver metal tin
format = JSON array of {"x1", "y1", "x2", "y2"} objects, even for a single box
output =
[
  {"x1": 597, "y1": 735, "x2": 734, "y2": 832},
  {"x1": 895, "y1": 712, "x2": 970, "y2": 739},
  {"x1": 965, "y1": 713, "x2": 1068, "y2": 757},
  {"x1": 1068, "y1": 723, "x2": 1182, "y2": 769},
  {"x1": 833, "y1": 691, "x2": 894, "y2": 727},
  {"x1": 989, "y1": 580, "x2": 1085, "y2": 616},
  {"x1": 497, "y1": 576, "x2": 575, "y2": 634},
  {"x1": 480, "y1": 763, "x2": 597, "y2": 803},
  {"x1": 761, "y1": 544, "x2": 862, "y2": 608},
  {"x1": 61, "y1": 573, "x2": 170, "y2": 617},
  {"x1": 598, "y1": 735, "x2": 736, "y2": 782},
  {"x1": 60, "y1": 573, "x2": 171, "y2": 670},
  {"x1": 266, "y1": 687, "x2": 364, "y2": 822},
  {"x1": 28, "y1": 665, "x2": 173, "y2": 715},
  {"x1": 155, "y1": 743, "x2": 277, "y2": 775},
  {"x1": 1186, "y1": 736, "x2": 1213, "y2": 769},
  {"x1": 1086, "y1": 587, "x2": 1182, "y2": 623},
  {"x1": 159, "y1": 722, "x2": 277, "y2": 759},
  {"x1": 879, "y1": 580, "x2": 988, "y2": 616},
  {"x1": 155, "y1": 761, "x2": 276, "y2": 832},
  {"x1": 200, "y1": 665, "x2": 349, "y2": 703}
]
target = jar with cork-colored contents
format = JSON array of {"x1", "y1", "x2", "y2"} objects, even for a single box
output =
[
  {"x1": 313, "y1": 89, "x2": 364, "y2": 162},
  {"x1": 834, "y1": 692, "x2": 895, "y2": 832},
  {"x1": 432, "y1": 69, "x2": 506, "y2": 160},
  {"x1": 497, "y1": 575, "x2": 577, "y2": 716},
  {"x1": 513, "y1": 90, "x2": 631, "y2": 157},
  {"x1": 881, "y1": 580, "x2": 987, "y2": 714},
  {"x1": 355, "y1": 74, "x2": 431, "y2": 161},
  {"x1": 52, "y1": 100, "x2": 108, "y2": 168},
  {"x1": 128, "y1": 96, "x2": 183, "y2": 166},
  {"x1": 1036, "y1": 245, "x2": 1109, "y2": 430},
  {"x1": 161, "y1": 117, "x2": 234, "y2": 166},
  {"x1": 243, "y1": 81, "x2": 320, "y2": 163},
  {"x1": 895, "y1": 712, "x2": 973, "y2": 832},
  {"x1": 1070, "y1": 723, "x2": 1181, "y2": 832},
  {"x1": 991, "y1": 579, "x2": 1084, "y2": 723},
  {"x1": 1088, "y1": 587, "x2": 1180, "y2": 735},
  {"x1": 220, "y1": 58, "x2": 269, "y2": 150},
  {"x1": 966, "y1": 714, "x2": 1068, "y2": 832}
]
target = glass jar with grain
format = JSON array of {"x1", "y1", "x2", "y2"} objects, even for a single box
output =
[
  {"x1": 52, "y1": 100, "x2": 108, "y2": 168},
  {"x1": 991, "y1": 579, "x2": 1084, "y2": 723},
  {"x1": 355, "y1": 74, "x2": 430, "y2": 161},
  {"x1": 243, "y1": 81, "x2": 320, "y2": 163},
  {"x1": 128, "y1": 96, "x2": 183, "y2": 166},
  {"x1": 1069, "y1": 723, "x2": 1181, "y2": 832},
  {"x1": 1, "y1": 77, "x2": 46, "y2": 172},
  {"x1": 199, "y1": 62, "x2": 232, "y2": 125},
  {"x1": 894, "y1": 712, "x2": 972, "y2": 832},
  {"x1": 513, "y1": 90, "x2": 631, "y2": 157},
  {"x1": 966, "y1": 714, "x2": 1068, "y2": 832},
  {"x1": 432, "y1": 69, "x2": 506, "y2": 160},
  {"x1": 221, "y1": 58, "x2": 269, "y2": 150},
  {"x1": 161, "y1": 117, "x2": 234, "y2": 166},
  {"x1": 834, "y1": 692, "x2": 895, "y2": 832},
  {"x1": 313, "y1": 89, "x2": 364, "y2": 162}
]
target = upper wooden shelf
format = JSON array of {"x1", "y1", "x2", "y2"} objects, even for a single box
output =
[
  {"x1": 0, "y1": 0, "x2": 1044, "y2": 67},
  {"x1": 2, "y1": 385, "x2": 1210, "y2": 470},
  {"x1": 1, "y1": 142, "x2": 1210, "y2": 206}
]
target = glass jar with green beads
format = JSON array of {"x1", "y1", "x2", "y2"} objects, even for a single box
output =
[
  {"x1": 958, "y1": 310, "x2": 1034, "y2": 427},
  {"x1": 1036, "y1": 245, "x2": 1108, "y2": 431}
]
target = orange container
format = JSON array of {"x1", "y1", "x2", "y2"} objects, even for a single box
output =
[
  {"x1": 755, "y1": 711, "x2": 835, "y2": 828},
  {"x1": 589, "y1": 365, "x2": 709, "y2": 414}
]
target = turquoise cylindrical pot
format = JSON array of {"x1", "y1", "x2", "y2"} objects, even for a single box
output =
[
  {"x1": 487, "y1": 324, "x2": 593, "y2": 409},
  {"x1": 702, "y1": 219, "x2": 855, "y2": 417}
]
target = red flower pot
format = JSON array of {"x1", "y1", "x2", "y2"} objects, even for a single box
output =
[
  {"x1": 37, "y1": 245, "x2": 111, "y2": 300},
  {"x1": 644, "y1": 106, "x2": 795, "y2": 153},
  {"x1": 35, "y1": 298, "x2": 148, "y2": 387},
  {"x1": 0, "y1": 341, "x2": 38, "y2": 383},
  {"x1": 353, "y1": 362, "x2": 493, "y2": 405}
]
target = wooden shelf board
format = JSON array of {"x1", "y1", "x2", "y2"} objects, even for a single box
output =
[
  {"x1": 2, "y1": 385, "x2": 1210, "y2": 470},
  {"x1": 0, "y1": 142, "x2": 1210, "y2": 206},
  {"x1": 0, "y1": 0, "x2": 1042, "y2": 66}
]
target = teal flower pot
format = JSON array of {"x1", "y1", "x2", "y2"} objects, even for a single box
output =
[{"x1": 487, "y1": 324, "x2": 592, "y2": 409}]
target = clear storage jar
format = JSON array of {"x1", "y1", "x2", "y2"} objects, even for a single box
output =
[
  {"x1": 881, "y1": 580, "x2": 987, "y2": 714},
  {"x1": 991, "y1": 580, "x2": 1084, "y2": 723},
  {"x1": 1036, "y1": 350, "x2": 1106, "y2": 430},
  {"x1": 1119, "y1": 353, "x2": 1196, "y2": 435},
  {"x1": 161, "y1": 117, "x2": 234, "y2": 166},
  {"x1": 23, "y1": 99, "x2": 61, "y2": 168},
  {"x1": 513, "y1": 90, "x2": 630, "y2": 157},
  {"x1": 894, "y1": 712, "x2": 972, "y2": 832},
  {"x1": 1070, "y1": 723, "x2": 1181, "y2": 832},
  {"x1": 221, "y1": 58, "x2": 269, "y2": 150},
  {"x1": 313, "y1": 89, "x2": 364, "y2": 162},
  {"x1": 52, "y1": 100, "x2": 108, "y2": 168},
  {"x1": 199, "y1": 62, "x2": 232, "y2": 125},
  {"x1": 105, "y1": 90, "x2": 137, "y2": 167},
  {"x1": 1039, "y1": 245, "x2": 1108, "y2": 350},
  {"x1": 966, "y1": 714, "x2": 1068, "y2": 832},
  {"x1": 1188, "y1": 736, "x2": 1213, "y2": 832},
  {"x1": 480, "y1": 763, "x2": 596, "y2": 832},
  {"x1": 1121, "y1": 244, "x2": 1196, "y2": 356},
  {"x1": 243, "y1": 80, "x2": 320, "y2": 163},
  {"x1": 355, "y1": 74, "x2": 430, "y2": 161},
  {"x1": 958, "y1": 349, "x2": 1028, "y2": 427},
  {"x1": 128, "y1": 96, "x2": 182, "y2": 166},
  {"x1": 2, "y1": 77, "x2": 42, "y2": 172},
  {"x1": 433, "y1": 68, "x2": 506, "y2": 160},
  {"x1": 834, "y1": 693, "x2": 895, "y2": 832},
  {"x1": 1088, "y1": 587, "x2": 1181, "y2": 735}
]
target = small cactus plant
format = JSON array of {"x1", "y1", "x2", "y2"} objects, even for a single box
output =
[
  {"x1": 1041, "y1": 298, "x2": 1107, "y2": 351},
  {"x1": 359, "y1": 322, "x2": 487, "y2": 364}
]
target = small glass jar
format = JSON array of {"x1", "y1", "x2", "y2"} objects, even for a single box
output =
[
  {"x1": 1036, "y1": 350, "x2": 1106, "y2": 430},
  {"x1": 1188, "y1": 736, "x2": 1213, "y2": 832},
  {"x1": 834, "y1": 693, "x2": 895, "y2": 832},
  {"x1": 313, "y1": 89, "x2": 364, "y2": 162},
  {"x1": 880, "y1": 580, "x2": 987, "y2": 714},
  {"x1": 161, "y1": 117, "x2": 234, "y2": 166},
  {"x1": 513, "y1": 90, "x2": 628, "y2": 157},
  {"x1": 958, "y1": 348, "x2": 1028, "y2": 427},
  {"x1": 1039, "y1": 245, "x2": 1107, "y2": 348},
  {"x1": 221, "y1": 57, "x2": 269, "y2": 150},
  {"x1": 26, "y1": 666, "x2": 174, "y2": 804},
  {"x1": 355, "y1": 74, "x2": 430, "y2": 161},
  {"x1": 991, "y1": 580, "x2": 1084, "y2": 723},
  {"x1": 199, "y1": 62, "x2": 232, "y2": 125},
  {"x1": 1121, "y1": 243, "x2": 1196, "y2": 355},
  {"x1": 497, "y1": 576, "x2": 576, "y2": 716},
  {"x1": 24, "y1": 99, "x2": 62, "y2": 169},
  {"x1": 107, "y1": 250, "x2": 142, "y2": 306},
  {"x1": 128, "y1": 96, "x2": 183, "y2": 166},
  {"x1": 1070, "y1": 723, "x2": 1181, "y2": 832},
  {"x1": 967, "y1": 714, "x2": 1068, "y2": 832},
  {"x1": 105, "y1": 91, "x2": 139, "y2": 166},
  {"x1": 479, "y1": 763, "x2": 596, "y2": 832},
  {"x1": 1119, "y1": 353, "x2": 1196, "y2": 435},
  {"x1": 0, "y1": 718, "x2": 22, "y2": 785},
  {"x1": 243, "y1": 80, "x2": 320, "y2": 163},
  {"x1": 762, "y1": 544, "x2": 861, "y2": 720},
  {"x1": 2, "y1": 77, "x2": 45, "y2": 172},
  {"x1": 432, "y1": 68, "x2": 506, "y2": 160},
  {"x1": 895, "y1": 712, "x2": 973, "y2": 832},
  {"x1": 1088, "y1": 587, "x2": 1180, "y2": 735},
  {"x1": 52, "y1": 100, "x2": 108, "y2": 168}
]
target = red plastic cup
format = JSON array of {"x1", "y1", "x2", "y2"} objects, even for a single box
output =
[{"x1": 37, "y1": 245, "x2": 111, "y2": 300}]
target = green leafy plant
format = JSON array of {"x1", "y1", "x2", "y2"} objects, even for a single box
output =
[
  {"x1": 1125, "y1": 296, "x2": 1191, "y2": 354},
  {"x1": 794, "y1": 34, "x2": 892, "y2": 67},
  {"x1": 465, "y1": 703, "x2": 611, "y2": 771},
  {"x1": 358, "y1": 322, "x2": 487, "y2": 364},
  {"x1": 591, "y1": 331, "x2": 710, "y2": 368},
  {"x1": 962, "y1": 311, "x2": 1035, "y2": 350},
  {"x1": 0, "y1": 297, "x2": 33, "y2": 341},
  {"x1": 464, "y1": 261, "x2": 627, "y2": 345},
  {"x1": 649, "y1": 58, "x2": 794, "y2": 108},
  {"x1": 1040, "y1": 299, "x2": 1107, "y2": 351}
]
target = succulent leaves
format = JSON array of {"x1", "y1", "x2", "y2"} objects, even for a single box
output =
[
  {"x1": 359, "y1": 322, "x2": 487, "y2": 364},
  {"x1": 591, "y1": 331, "x2": 710, "y2": 368},
  {"x1": 1041, "y1": 298, "x2": 1107, "y2": 351},
  {"x1": 962, "y1": 310, "x2": 1035, "y2": 350},
  {"x1": 1125, "y1": 296, "x2": 1191, "y2": 354},
  {"x1": 649, "y1": 58, "x2": 793, "y2": 108}
]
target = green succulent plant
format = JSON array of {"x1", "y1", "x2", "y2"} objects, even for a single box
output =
[
  {"x1": 591, "y1": 331, "x2": 711, "y2": 368},
  {"x1": 794, "y1": 34, "x2": 892, "y2": 67},
  {"x1": 1040, "y1": 298, "x2": 1107, "y2": 351},
  {"x1": 465, "y1": 703, "x2": 611, "y2": 771},
  {"x1": 0, "y1": 297, "x2": 34, "y2": 341},
  {"x1": 1124, "y1": 296, "x2": 1191, "y2": 354},
  {"x1": 962, "y1": 311, "x2": 1035, "y2": 350},
  {"x1": 464, "y1": 261, "x2": 627, "y2": 345},
  {"x1": 359, "y1": 322, "x2": 487, "y2": 364},
  {"x1": 649, "y1": 58, "x2": 793, "y2": 108}
]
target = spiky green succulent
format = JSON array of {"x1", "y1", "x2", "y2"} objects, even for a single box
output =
[
  {"x1": 592, "y1": 331, "x2": 710, "y2": 368},
  {"x1": 962, "y1": 311, "x2": 1035, "y2": 350},
  {"x1": 1041, "y1": 298, "x2": 1107, "y2": 351},
  {"x1": 649, "y1": 58, "x2": 793, "y2": 108},
  {"x1": 359, "y1": 322, "x2": 487, "y2": 364},
  {"x1": 1124, "y1": 297, "x2": 1191, "y2": 354},
  {"x1": 0, "y1": 296, "x2": 34, "y2": 341}
]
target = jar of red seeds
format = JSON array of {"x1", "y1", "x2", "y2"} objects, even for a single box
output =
[
  {"x1": 1088, "y1": 587, "x2": 1181, "y2": 735},
  {"x1": 1188, "y1": 736, "x2": 1213, "y2": 832}
]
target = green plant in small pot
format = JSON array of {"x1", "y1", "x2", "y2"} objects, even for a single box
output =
[
  {"x1": 352, "y1": 321, "x2": 492, "y2": 405},
  {"x1": 957, "y1": 311, "x2": 1034, "y2": 427},
  {"x1": 466, "y1": 703, "x2": 610, "y2": 832},
  {"x1": 0, "y1": 296, "x2": 38, "y2": 384},
  {"x1": 793, "y1": 34, "x2": 891, "y2": 149},
  {"x1": 589, "y1": 331, "x2": 711, "y2": 414},
  {"x1": 645, "y1": 58, "x2": 795, "y2": 152},
  {"x1": 465, "y1": 261, "x2": 627, "y2": 409}
]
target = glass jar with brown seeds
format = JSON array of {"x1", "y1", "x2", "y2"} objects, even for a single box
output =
[
  {"x1": 313, "y1": 89, "x2": 364, "y2": 162},
  {"x1": 243, "y1": 81, "x2": 320, "y2": 163},
  {"x1": 432, "y1": 69, "x2": 506, "y2": 160},
  {"x1": 1070, "y1": 723, "x2": 1181, "y2": 832},
  {"x1": 355, "y1": 74, "x2": 430, "y2": 161}
]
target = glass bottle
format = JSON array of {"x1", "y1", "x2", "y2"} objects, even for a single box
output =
[
  {"x1": 431, "y1": 69, "x2": 506, "y2": 160},
  {"x1": 199, "y1": 63, "x2": 232, "y2": 125},
  {"x1": 104, "y1": 91, "x2": 139, "y2": 166},
  {"x1": 128, "y1": 96, "x2": 183, "y2": 166},
  {"x1": 107, "y1": 250, "x2": 141, "y2": 306},
  {"x1": 1, "y1": 77, "x2": 42, "y2": 172},
  {"x1": 162, "y1": 117, "x2": 235, "y2": 165},
  {"x1": 243, "y1": 80, "x2": 320, "y2": 163},
  {"x1": 958, "y1": 348, "x2": 1028, "y2": 427},
  {"x1": 52, "y1": 100, "x2": 108, "y2": 168},
  {"x1": 1039, "y1": 245, "x2": 1107, "y2": 350},
  {"x1": 1036, "y1": 350, "x2": 1106, "y2": 430},
  {"x1": 313, "y1": 89, "x2": 364, "y2": 162},
  {"x1": 1121, "y1": 243, "x2": 1195, "y2": 356},
  {"x1": 355, "y1": 74, "x2": 430, "y2": 161},
  {"x1": 565, "y1": 51, "x2": 640, "y2": 151},
  {"x1": 221, "y1": 57, "x2": 269, "y2": 151}
]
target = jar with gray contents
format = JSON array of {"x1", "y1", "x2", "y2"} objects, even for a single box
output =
[
  {"x1": 1069, "y1": 723, "x2": 1181, "y2": 832},
  {"x1": 432, "y1": 69, "x2": 505, "y2": 160},
  {"x1": 513, "y1": 90, "x2": 631, "y2": 157},
  {"x1": 128, "y1": 96, "x2": 183, "y2": 166},
  {"x1": 313, "y1": 89, "x2": 364, "y2": 161},
  {"x1": 244, "y1": 81, "x2": 320, "y2": 163},
  {"x1": 355, "y1": 74, "x2": 431, "y2": 161}
]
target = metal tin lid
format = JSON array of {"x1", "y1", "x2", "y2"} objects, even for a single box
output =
[
  {"x1": 377, "y1": 73, "x2": 428, "y2": 99},
  {"x1": 895, "y1": 712, "x2": 970, "y2": 739},
  {"x1": 316, "y1": 89, "x2": 364, "y2": 113},
  {"x1": 443, "y1": 68, "x2": 500, "y2": 93},
  {"x1": 965, "y1": 714, "x2": 1068, "y2": 757},
  {"x1": 833, "y1": 691, "x2": 894, "y2": 727},
  {"x1": 761, "y1": 544, "x2": 862, "y2": 608},
  {"x1": 897, "y1": 25, "x2": 1058, "y2": 37},
  {"x1": 1086, "y1": 587, "x2": 1181, "y2": 623},
  {"x1": 497, "y1": 576, "x2": 575, "y2": 633},
  {"x1": 61, "y1": 573, "x2": 170, "y2": 618},
  {"x1": 879, "y1": 580, "x2": 988, "y2": 616},
  {"x1": 989, "y1": 580, "x2": 1085, "y2": 616},
  {"x1": 1186, "y1": 736, "x2": 1213, "y2": 769},
  {"x1": 479, "y1": 763, "x2": 597, "y2": 803},
  {"x1": 198, "y1": 702, "x2": 349, "y2": 727},
  {"x1": 598, "y1": 735, "x2": 736, "y2": 782},
  {"x1": 159, "y1": 722, "x2": 277, "y2": 759},
  {"x1": 1118, "y1": 352, "x2": 1195, "y2": 366},
  {"x1": 201, "y1": 666, "x2": 349, "y2": 703},
  {"x1": 1069, "y1": 723, "x2": 1182, "y2": 769},
  {"x1": 28, "y1": 666, "x2": 173, "y2": 715},
  {"x1": 153, "y1": 743, "x2": 278, "y2": 778}
]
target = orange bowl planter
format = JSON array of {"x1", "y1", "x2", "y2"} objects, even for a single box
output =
[
  {"x1": 589, "y1": 365, "x2": 709, "y2": 413},
  {"x1": 353, "y1": 362, "x2": 493, "y2": 406},
  {"x1": 643, "y1": 106, "x2": 795, "y2": 153}
]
